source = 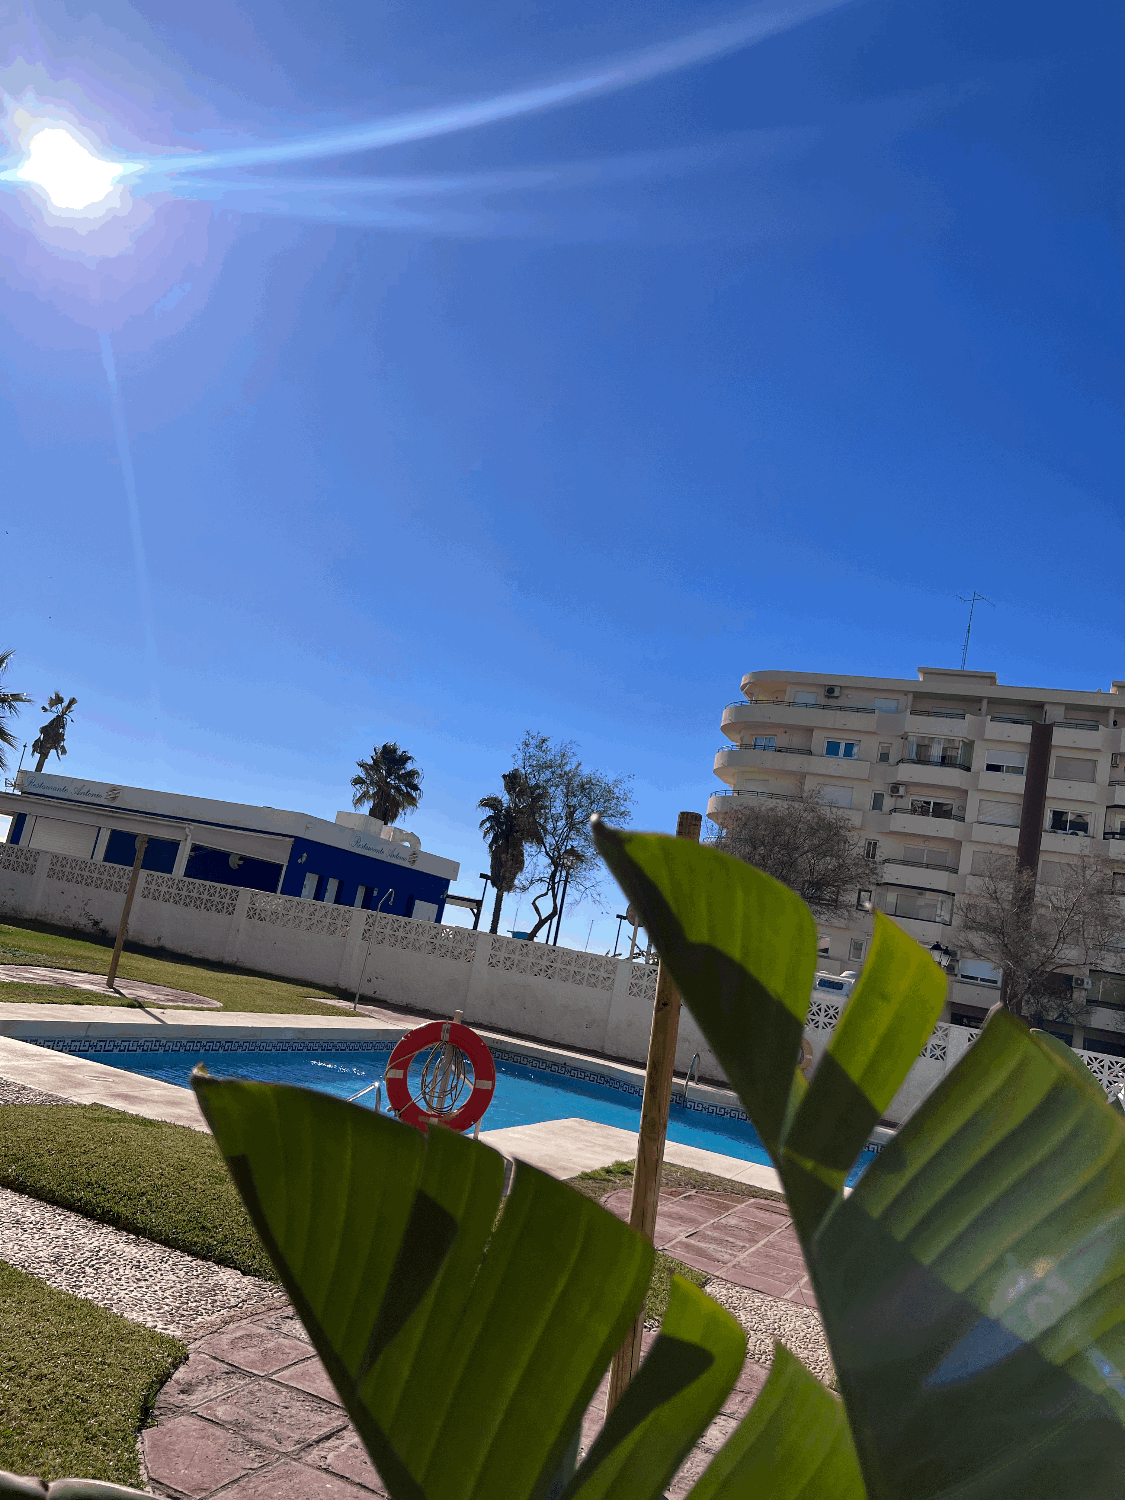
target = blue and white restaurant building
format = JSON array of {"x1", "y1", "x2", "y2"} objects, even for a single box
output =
[{"x1": 1, "y1": 771, "x2": 459, "y2": 921}]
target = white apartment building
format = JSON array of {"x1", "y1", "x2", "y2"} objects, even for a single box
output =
[{"x1": 708, "y1": 666, "x2": 1125, "y2": 1056}]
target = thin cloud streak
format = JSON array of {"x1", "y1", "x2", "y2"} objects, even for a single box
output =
[{"x1": 143, "y1": 0, "x2": 853, "y2": 176}]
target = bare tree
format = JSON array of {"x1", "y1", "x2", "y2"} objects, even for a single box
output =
[
  {"x1": 959, "y1": 851, "x2": 1124, "y2": 1026},
  {"x1": 709, "y1": 792, "x2": 877, "y2": 916},
  {"x1": 512, "y1": 732, "x2": 633, "y2": 942}
]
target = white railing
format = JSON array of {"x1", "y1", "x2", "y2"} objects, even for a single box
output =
[
  {"x1": 144, "y1": 871, "x2": 240, "y2": 917},
  {"x1": 47, "y1": 853, "x2": 130, "y2": 894},
  {"x1": 247, "y1": 889, "x2": 353, "y2": 938},
  {"x1": 0, "y1": 845, "x2": 40, "y2": 879},
  {"x1": 363, "y1": 911, "x2": 478, "y2": 965},
  {"x1": 487, "y1": 931, "x2": 620, "y2": 992}
]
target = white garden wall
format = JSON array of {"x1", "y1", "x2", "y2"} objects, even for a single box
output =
[{"x1": 4, "y1": 842, "x2": 1124, "y2": 1123}]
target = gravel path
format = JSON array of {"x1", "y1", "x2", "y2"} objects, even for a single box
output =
[
  {"x1": 0, "y1": 1186, "x2": 277, "y2": 1338},
  {"x1": 704, "y1": 1276, "x2": 835, "y2": 1385},
  {"x1": 0, "y1": 1079, "x2": 71, "y2": 1105}
]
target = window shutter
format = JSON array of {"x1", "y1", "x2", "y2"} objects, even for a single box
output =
[
  {"x1": 978, "y1": 798, "x2": 1021, "y2": 826},
  {"x1": 1055, "y1": 757, "x2": 1097, "y2": 783},
  {"x1": 818, "y1": 785, "x2": 853, "y2": 808}
]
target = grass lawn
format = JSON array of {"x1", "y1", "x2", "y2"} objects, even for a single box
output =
[
  {"x1": 0, "y1": 916, "x2": 353, "y2": 1015},
  {"x1": 0, "y1": 1104, "x2": 278, "y2": 1282},
  {"x1": 568, "y1": 1160, "x2": 783, "y2": 1324},
  {"x1": 0, "y1": 1259, "x2": 185, "y2": 1486}
]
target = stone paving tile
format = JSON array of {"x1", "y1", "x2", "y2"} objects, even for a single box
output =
[
  {"x1": 217, "y1": 1459, "x2": 376, "y2": 1500},
  {"x1": 276, "y1": 1356, "x2": 344, "y2": 1406},
  {"x1": 194, "y1": 1380, "x2": 347, "y2": 1453},
  {"x1": 153, "y1": 1353, "x2": 255, "y2": 1415},
  {"x1": 143, "y1": 1413, "x2": 275, "y2": 1498},
  {"x1": 195, "y1": 1321, "x2": 314, "y2": 1375},
  {"x1": 0, "y1": 964, "x2": 221, "y2": 1008},
  {"x1": 306, "y1": 1431, "x2": 388, "y2": 1493}
]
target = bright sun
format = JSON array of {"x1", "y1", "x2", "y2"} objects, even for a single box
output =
[{"x1": 15, "y1": 126, "x2": 127, "y2": 210}]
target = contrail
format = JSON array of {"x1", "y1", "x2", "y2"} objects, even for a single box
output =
[
  {"x1": 98, "y1": 331, "x2": 160, "y2": 715},
  {"x1": 143, "y1": 0, "x2": 853, "y2": 177}
]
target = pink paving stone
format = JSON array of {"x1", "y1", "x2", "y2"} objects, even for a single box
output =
[
  {"x1": 195, "y1": 1379, "x2": 347, "y2": 1453},
  {"x1": 307, "y1": 1430, "x2": 388, "y2": 1493},
  {"x1": 153, "y1": 1353, "x2": 254, "y2": 1414},
  {"x1": 218, "y1": 1459, "x2": 376, "y2": 1500},
  {"x1": 712, "y1": 1263, "x2": 799, "y2": 1296},
  {"x1": 275, "y1": 1355, "x2": 344, "y2": 1406},
  {"x1": 195, "y1": 1322, "x2": 313, "y2": 1376},
  {"x1": 142, "y1": 1413, "x2": 274, "y2": 1498}
]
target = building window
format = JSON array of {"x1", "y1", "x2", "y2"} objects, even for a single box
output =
[
  {"x1": 1113, "y1": 874, "x2": 1125, "y2": 896},
  {"x1": 877, "y1": 743, "x2": 891, "y2": 763},
  {"x1": 874, "y1": 698, "x2": 899, "y2": 713},
  {"x1": 301, "y1": 873, "x2": 318, "y2": 899},
  {"x1": 905, "y1": 737, "x2": 971, "y2": 769},
  {"x1": 910, "y1": 798, "x2": 961, "y2": 821},
  {"x1": 324, "y1": 877, "x2": 340, "y2": 903},
  {"x1": 871, "y1": 792, "x2": 884, "y2": 811},
  {"x1": 857, "y1": 888, "x2": 873, "y2": 909},
  {"x1": 752, "y1": 735, "x2": 776, "y2": 751},
  {"x1": 849, "y1": 938, "x2": 865, "y2": 962},
  {"x1": 825, "y1": 739, "x2": 860, "y2": 759},
  {"x1": 863, "y1": 839, "x2": 878, "y2": 859},
  {"x1": 1049, "y1": 809, "x2": 1090, "y2": 836},
  {"x1": 985, "y1": 751, "x2": 1026, "y2": 775},
  {"x1": 354, "y1": 885, "x2": 367, "y2": 907},
  {"x1": 877, "y1": 886, "x2": 955, "y2": 925},
  {"x1": 793, "y1": 691, "x2": 818, "y2": 707},
  {"x1": 819, "y1": 785, "x2": 853, "y2": 808}
]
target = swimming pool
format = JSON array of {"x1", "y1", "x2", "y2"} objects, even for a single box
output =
[{"x1": 31, "y1": 1037, "x2": 872, "y2": 1183}]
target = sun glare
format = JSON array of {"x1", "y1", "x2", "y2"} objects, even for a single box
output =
[{"x1": 15, "y1": 126, "x2": 128, "y2": 210}]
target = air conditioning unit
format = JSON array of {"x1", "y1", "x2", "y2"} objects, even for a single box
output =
[
  {"x1": 824, "y1": 685, "x2": 841, "y2": 699},
  {"x1": 889, "y1": 783, "x2": 906, "y2": 797},
  {"x1": 1071, "y1": 976, "x2": 1092, "y2": 991}
]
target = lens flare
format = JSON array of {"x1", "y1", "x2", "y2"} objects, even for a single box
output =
[{"x1": 13, "y1": 125, "x2": 133, "y2": 210}]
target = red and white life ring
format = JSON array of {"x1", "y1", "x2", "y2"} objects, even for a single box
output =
[{"x1": 384, "y1": 1019, "x2": 496, "y2": 1133}]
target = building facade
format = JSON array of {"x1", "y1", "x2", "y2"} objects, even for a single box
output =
[
  {"x1": 709, "y1": 666, "x2": 1125, "y2": 1054},
  {"x1": 1, "y1": 771, "x2": 459, "y2": 920}
]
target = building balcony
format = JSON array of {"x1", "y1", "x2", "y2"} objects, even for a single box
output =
[
  {"x1": 707, "y1": 788, "x2": 862, "y2": 827},
  {"x1": 720, "y1": 700, "x2": 878, "y2": 737},
  {"x1": 971, "y1": 821, "x2": 1019, "y2": 847},
  {"x1": 977, "y1": 769, "x2": 1025, "y2": 792},
  {"x1": 986, "y1": 717, "x2": 1034, "y2": 744},
  {"x1": 714, "y1": 746, "x2": 870, "y2": 780},
  {"x1": 878, "y1": 862, "x2": 962, "y2": 893},
  {"x1": 907, "y1": 709, "x2": 984, "y2": 738},
  {"x1": 888, "y1": 808, "x2": 966, "y2": 839},
  {"x1": 889, "y1": 762, "x2": 973, "y2": 794}
]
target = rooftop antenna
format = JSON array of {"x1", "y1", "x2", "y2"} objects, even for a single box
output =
[{"x1": 957, "y1": 591, "x2": 994, "y2": 670}]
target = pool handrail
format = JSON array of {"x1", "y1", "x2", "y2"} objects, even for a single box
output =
[
  {"x1": 681, "y1": 1053, "x2": 700, "y2": 1102},
  {"x1": 347, "y1": 1077, "x2": 382, "y2": 1111}
]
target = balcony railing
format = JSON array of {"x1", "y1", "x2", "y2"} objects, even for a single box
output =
[
  {"x1": 708, "y1": 788, "x2": 803, "y2": 804},
  {"x1": 723, "y1": 700, "x2": 876, "y2": 715},
  {"x1": 984, "y1": 763, "x2": 1025, "y2": 776},
  {"x1": 1104, "y1": 830, "x2": 1125, "y2": 841},
  {"x1": 891, "y1": 804, "x2": 966, "y2": 823},
  {"x1": 910, "y1": 708, "x2": 968, "y2": 720},
  {"x1": 897, "y1": 754, "x2": 973, "y2": 771},
  {"x1": 989, "y1": 714, "x2": 1036, "y2": 726},
  {"x1": 882, "y1": 856, "x2": 960, "y2": 873},
  {"x1": 716, "y1": 745, "x2": 813, "y2": 756},
  {"x1": 1056, "y1": 720, "x2": 1102, "y2": 732}
]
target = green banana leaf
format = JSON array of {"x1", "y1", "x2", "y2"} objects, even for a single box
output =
[
  {"x1": 192, "y1": 1074, "x2": 747, "y2": 1500},
  {"x1": 593, "y1": 824, "x2": 1125, "y2": 1498},
  {"x1": 688, "y1": 1344, "x2": 863, "y2": 1500}
]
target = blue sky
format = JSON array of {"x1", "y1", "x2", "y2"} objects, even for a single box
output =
[{"x1": 1, "y1": 0, "x2": 1121, "y2": 950}]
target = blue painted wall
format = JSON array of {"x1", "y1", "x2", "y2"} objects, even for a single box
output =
[
  {"x1": 103, "y1": 829, "x2": 179, "y2": 873},
  {"x1": 184, "y1": 844, "x2": 284, "y2": 893},
  {"x1": 279, "y1": 836, "x2": 449, "y2": 916}
]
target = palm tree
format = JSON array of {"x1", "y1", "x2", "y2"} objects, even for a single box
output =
[
  {"x1": 0, "y1": 651, "x2": 31, "y2": 774},
  {"x1": 350, "y1": 742, "x2": 423, "y2": 825},
  {"x1": 478, "y1": 770, "x2": 544, "y2": 935},
  {"x1": 32, "y1": 693, "x2": 78, "y2": 772}
]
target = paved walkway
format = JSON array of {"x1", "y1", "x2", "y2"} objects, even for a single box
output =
[
  {"x1": 603, "y1": 1185, "x2": 818, "y2": 1308},
  {"x1": 0, "y1": 965, "x2": 221, "y2": 1008},
  {"x1": 143, "y1": 1305, "x2": 772, "y2": 1499}
]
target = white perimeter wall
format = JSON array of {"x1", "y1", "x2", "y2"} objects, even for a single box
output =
[{"x1": 4, "y1": 843, "x2": 1124, "y2": 1123}]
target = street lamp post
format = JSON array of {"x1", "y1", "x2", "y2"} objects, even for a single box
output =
[{"x1": 474, "y1": 872, "x2": 490, "y2": 932}]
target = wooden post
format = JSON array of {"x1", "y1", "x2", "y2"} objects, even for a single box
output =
[
  {"x1": 605, "y1": 810, "x2": 701, "y2": 1411},
  {"x1": 106, "y1": 835, "x2": 148, "y2": 991}
]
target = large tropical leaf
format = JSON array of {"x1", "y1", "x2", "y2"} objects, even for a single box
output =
[
  {"x1": 564, "y1": 1277, "x2": 745, "y2": 1500},
  {"x1": 809, "y1": 1007, "x2": 1125, "y2": 1498},
  {"x1": 688, "y1": 1344, "x2": 863, "y2": 1500},
  {"x1": 592, "y1": 823, "x2": 817, "y2": 1151},
  {"x1": 780, "y1": 911, "x2": 946, "y2": 1235},
  {"x1": 192, "y1": 1075, "x2": 746, "y2": 1500}
]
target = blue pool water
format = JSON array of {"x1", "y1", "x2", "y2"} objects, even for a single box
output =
[{"x1": 37, "y1": 1040, "x2": 871, "y2": 1183}]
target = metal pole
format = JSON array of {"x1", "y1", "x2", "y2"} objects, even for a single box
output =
[
  {"x1": 613, "y1": 913, "x2": 627, "y2": 957},
  {"x1": 1002, "y1": 720, "x2": 1053, "y2": 1017},
  {"x1": 551, "y1": 866, "x2": 571, "y2": 947},
  {"x1": 606, "y1": 810, "x2": 701, "y2": 1412},
  {"x1": 105, "y1": 835, "x2": 148, "y2": 991},
  {"x1": 474, "y1": 872, "x2": 489, "y2": 932}
]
